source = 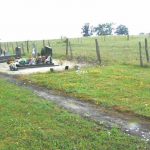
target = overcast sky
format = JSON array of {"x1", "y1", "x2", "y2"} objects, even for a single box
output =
[{"x1": 0, "y1": 0, "x2": 150, "y2": 41}]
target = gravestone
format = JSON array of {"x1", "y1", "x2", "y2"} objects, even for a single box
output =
[
  {"x1": 15, "y1": 47, "x2": 22, "y2": 58},
  {"x1": 41, "y1": 46, "x2": 52, "y2": 57},
  {"x1": 32, "y1": 43, "x2": 38, "y2": 57},
  {"x1": 32, "y1": 48, "x2": 38, "y2": 58},
  {"x1": 0, "y1": 48, "x2": 2, "y2": 56}
]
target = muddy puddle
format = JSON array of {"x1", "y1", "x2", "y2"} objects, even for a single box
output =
[{"x1": 0, "y1": 73, "x2": 150, "y2": 142}]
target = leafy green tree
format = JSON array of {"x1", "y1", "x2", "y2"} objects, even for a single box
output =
[
  {"x1": 94, "y1": 23, "x2": 113, "y2": 36},
  {"x1": 81, "y1": 23, "x2": 92, "y2": 37},
  {"x1": 115, "y1": 25, "x2": 129, "y2": 35}
]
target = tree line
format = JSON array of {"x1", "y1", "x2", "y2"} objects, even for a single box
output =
[{"x1": 81, "y1": 23, "x2": 129, "y2": 37}]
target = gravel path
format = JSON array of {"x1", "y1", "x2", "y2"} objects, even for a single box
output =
[{"x1": 0, "y1": 60, "x2": 79, "y2": 75}]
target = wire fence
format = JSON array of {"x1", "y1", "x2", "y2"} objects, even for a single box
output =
[{"x1": 0, "y1": 35, "x2": 150, "y2": 66}]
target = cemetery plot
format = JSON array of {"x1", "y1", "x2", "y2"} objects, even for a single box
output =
[{"x1": 8, "y1": 46, "x2": 56, "y2": 71}]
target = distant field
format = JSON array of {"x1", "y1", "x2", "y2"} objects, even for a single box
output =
[{"x1": 1, "y1": 35, "x2": 150, "y2": 66}]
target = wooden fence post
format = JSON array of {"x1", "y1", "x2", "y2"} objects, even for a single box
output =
[
  {"x1": 48, "y1": 40, "x2": 51, "y2": 47},
  {"x1": 144, "y1": 38, "x2": 149, "y2": 62},
  {"x1": 7, "y1": 42, "x2": 9, "y2": 51},
  {"x1": 27, "y1": 41, "x2": 29, "y2": 53},
  {"x1": 16, "y1": 42, "x2": 18, "y2": 47},
  {"x1": 4, "y1": 43, "x2": 6, "y2": 50},
  {"x1": 127, "y1": 34, "x2": 129, "y2": 40},
  {"x1": 66, "y1": 38, "x2": 69, "y2": 56},
  {"x1": 69, "y1": 41, "x2": 73, "y2": 59},
  {"x1": 139, "y1": 42, "x2": 143, "y2": 67},
  {"x1": 21, "y1": 43, "x2": 25, "y2": 55},
  {"x1": 12, "y1": 43, "x2": 14, "y2": 54},
  {"x1": 4, "y1": 43, "x2": 7, "y2": 56},
  {"x1": 103, "y1": 36, "x2": 106, "y2": 41},
  {"x1": 43, "y1": 40, "x2": 45, "y2": 47},
  {"x1": 95, "y1": 39, "x2": 101, "y2": 65}
]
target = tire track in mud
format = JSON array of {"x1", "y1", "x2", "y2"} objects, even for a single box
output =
[{"x1": 0, "y1": 73, "x2": 150, "y2": 143}]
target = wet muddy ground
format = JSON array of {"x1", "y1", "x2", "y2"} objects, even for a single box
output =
[{"x1": 0, "y1": 73, "x2": 150, "y2": 143}]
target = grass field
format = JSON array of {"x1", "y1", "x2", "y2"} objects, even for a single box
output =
[
  {"x1": 19, "y1": 35, "x2": 150, "y2": 118},
  {"x1": 1, "y1": 78, "x2": 149, "y2": 149},
  {"x1": 21, "y1": 64, "x2": 150, "y2": 118},
  {"x1": 1, "y1": 35, "x2": 150, "y2": 149}
]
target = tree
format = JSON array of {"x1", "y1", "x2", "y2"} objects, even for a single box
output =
[
  {"x1": 115, "y1": 25, "x2": 129, "y2": 35},
  {"x1": 81, "y1": 23, "x2": 92, "y2": 37},
  {"x1": 94, "y1": 23, "x2": 113, "y2": 36}
]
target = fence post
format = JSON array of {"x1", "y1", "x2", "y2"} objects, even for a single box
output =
[
  {"x1": 16, "y1": 42, "x2": 18, "y2": 47},
  {"x1": 43, "y1": 40, "x2": 45, "y2": 47},
  {"x1": 12, "y1": 43, "x2": 14, "y2": 54},
  {"x1": 48, "y1": 40, "x2": 51, "y2": 47},
  {"x1": 7, "y1": 42, "x2": 9, "y2": 51},
  {"x1": 139, "y1": 42, "x2": 143, "y2": 67},
  {"x1": 27, "y1": 41, "x2": 29, "y2": 53},
  {"x1": 144, "y1": 38, "x2": 149, "y2": 62},
  {"x1": 103, "y1": 36, "x2": 106, "y2": 41},
  {"x1": 21, "y1": 43, "x2": 25, "y2": 55},
  {"x1": 3, "y1": 43, "x2": 7, "y2": 56},
  {"x1": 95, "y1": 39, "x2": 101, "y2": 65},
  {"x1": 66, "y1": 38, "x2": 69, "y2": 57},
  {"x1": 69, "y1": 41, "x2": 73, "y2": 60},
  {"x1": 127, "y1": 34, "x2": 129, "y2": 40},
  {"x1": 4, "y1": 43, "x2": 6, "y2": 50}
]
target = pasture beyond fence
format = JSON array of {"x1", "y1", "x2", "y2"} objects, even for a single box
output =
[{"x1": 0, "y1": 35, "x2": 150, "y2": 66}]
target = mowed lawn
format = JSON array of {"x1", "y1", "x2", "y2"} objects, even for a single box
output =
[
  {"x1": 21, "y1": 65, "x2": 150, "y2": 118},
  {"x1": 0, "y1": 78, "x2": 149, "y2": 149}
]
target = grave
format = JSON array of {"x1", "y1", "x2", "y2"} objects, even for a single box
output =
[
  {"x1": 15, "y1": 47, "x2": 22, "y2": 58},
  {"x1": 41, "y1": 46, "x2": 52, "y2": 57},
  {"x1": 0, "y1": 47, "x2": 22, "y2": 63},
  {"x1": 9, "y1": 46, "x2": 55, "y2": 71}
]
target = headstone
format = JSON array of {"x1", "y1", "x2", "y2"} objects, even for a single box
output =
[
  {"x1": 0, "y1": 48, "x2": 2, "y2": 56},
  {"x1": 32, "y1": 43, "x2": 38, "y2": 57},
  {"x1": 41, "y1": 46, "x2": 52, "y2": 57},
  {"x1": 32, "y1": 48, "x2": 37, "y2": 58},
  {"x1": 15, "y1": 47, "x2": 22, "y2": 58}
]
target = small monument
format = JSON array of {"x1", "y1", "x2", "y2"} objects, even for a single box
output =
[
  {"x1": 15, "y1": 47, "x2": 22, "y2": 58},
  {"x1": 41, "y1": 46, "x2": 52, "y2": 57}
]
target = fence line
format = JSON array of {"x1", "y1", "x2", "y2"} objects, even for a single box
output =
[{"x1": 0, "y1": 36, "x2": 149, "y2": 66}]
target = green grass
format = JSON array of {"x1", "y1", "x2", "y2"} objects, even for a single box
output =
[
  {"x1": 0, "y1": 77, "x2": 150, "y2": 149},
  {"x1": 1, "y1": 35, "x2": 150, "y2": 149},
  {"x1": 21, "y1": 64, "x2": 150, "y2": 118}
]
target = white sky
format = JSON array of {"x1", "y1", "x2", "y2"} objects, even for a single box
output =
[{"x1": 0, "y1": 0, "x2": 150, "y2": 41}]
